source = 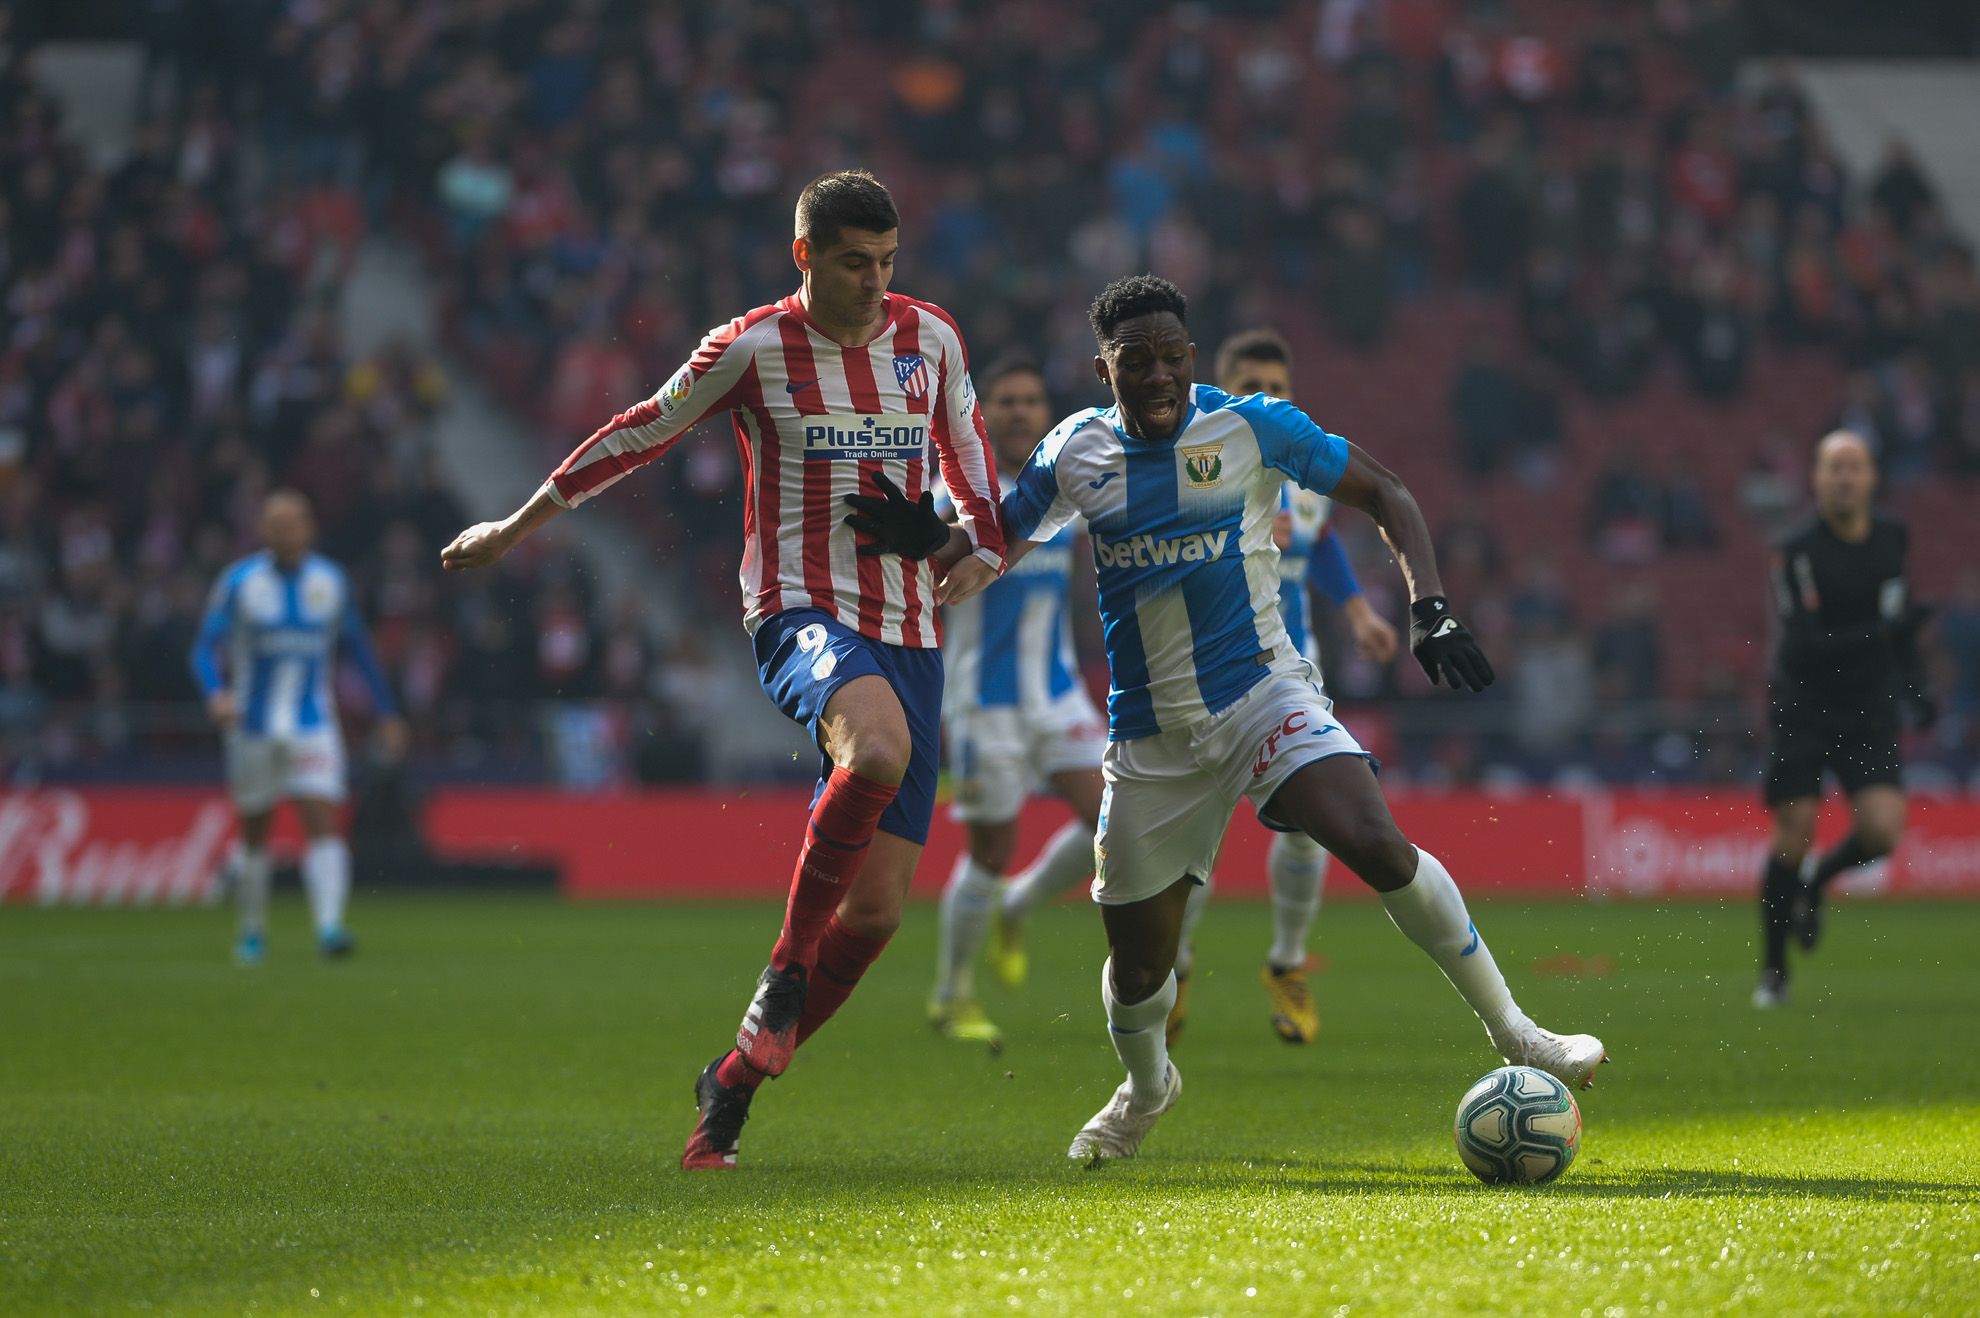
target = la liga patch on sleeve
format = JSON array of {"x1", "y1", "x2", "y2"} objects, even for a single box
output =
[{"x1": 658, "y1": 364, "x2": 694, "y2": 419}]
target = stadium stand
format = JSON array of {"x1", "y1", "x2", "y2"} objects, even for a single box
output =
[{"x1": 1, "y1": 0, "x2": 1973, "y2": 788}]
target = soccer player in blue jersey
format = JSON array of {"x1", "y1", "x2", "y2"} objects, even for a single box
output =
[
  {"x1": 191, "y1": 490, "x2": 405, "y2": 964},
  {"x1": 927, "y1": 355, "x2": 1107, "y2": 1045},
  {"x1": 993, "y1": 276, "x2": 1606, "y2": 1160},
  {"x1": 1165, "y1": 329, "x2": 1403, "y2": 1047}
]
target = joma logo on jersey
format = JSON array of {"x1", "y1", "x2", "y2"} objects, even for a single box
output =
[
  {"x1": 1092, "y1": 529, "x2": 1228, "y2": 569},
  {"x1": 1180, "y1": 443, "x2": 1224, "y2": 488},
  {"x1": 802, "y1": 415, "x2": 927, "y2": 460}
]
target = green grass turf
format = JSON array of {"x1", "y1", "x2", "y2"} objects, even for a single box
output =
[{"x1": 3, "y1": 894, "x2": 1978, "y2": 1318}]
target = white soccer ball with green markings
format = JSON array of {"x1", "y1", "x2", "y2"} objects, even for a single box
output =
[{"x1": 1453, "y1": 1065, "x2": 1581, "y2": 1185}]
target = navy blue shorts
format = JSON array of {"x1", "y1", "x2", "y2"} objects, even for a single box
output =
[{"x1": 753, "y1": 608, "x2": 944, "y2": 846}]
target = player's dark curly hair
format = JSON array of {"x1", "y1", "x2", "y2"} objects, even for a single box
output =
[
  {"x1": 1088, "y1": 275, "x2": 1188, "y2": 345},
  {"x1": 794, "y1": 169, "x2": 899, "y2": 249}
]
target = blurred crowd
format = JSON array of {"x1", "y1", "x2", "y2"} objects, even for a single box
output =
[{"x1": 2, "y1": 0, "x2": 1976, "y2": 787}]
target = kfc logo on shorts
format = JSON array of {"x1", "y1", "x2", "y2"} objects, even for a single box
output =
[{"x1": 1253, "y1": 712, "x2": 1310, "y2": 778}]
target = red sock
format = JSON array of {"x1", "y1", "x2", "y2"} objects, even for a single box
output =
[
  {"x1": 770, "y1": 768, "x2": 897, "y2": 972},
  {"x1": 793, "y1": 915, "x2": 891, "y2": 1047},
  {"x1": 714, "y1": 1049, "x2": 764, "y2": 1093}
]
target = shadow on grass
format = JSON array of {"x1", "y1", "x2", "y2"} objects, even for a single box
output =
[{"x1": 648, "y1": 1154, "x2": 1980, "y2": 1213}]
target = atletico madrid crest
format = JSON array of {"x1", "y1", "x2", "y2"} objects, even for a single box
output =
[{"x1": 893, "y1": 354, "x2": 931, "y2": 401}]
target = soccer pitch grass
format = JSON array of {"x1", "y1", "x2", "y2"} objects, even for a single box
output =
[{"x1": 4, "y1": 896, "x2": 1977, "y2": 1317}]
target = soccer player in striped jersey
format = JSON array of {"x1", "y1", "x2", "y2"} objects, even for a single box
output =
[
  {"x1": 1165, "y1": 330, "x2": 1401, "y2": 1047},
  {"x1": 926, "y1": 354, "x2": 1106, "y2": 1046},
  {"x1": 998, "y1": 276, "x2": 1604, "y2": 1162},
  {"x1": 191, "y1": 489, "x2": 406, "y2": 965},
  {"x1": 441, "y1": 172, "x2": 1006, "y2": 1170}
]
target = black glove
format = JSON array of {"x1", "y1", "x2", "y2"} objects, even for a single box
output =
[
  {"x1": 841, "y1": 471, "x2": 949, "y2": 559},
  {"x1": 1409, "y1": 596, "x2": 1495, "y2": 692}
]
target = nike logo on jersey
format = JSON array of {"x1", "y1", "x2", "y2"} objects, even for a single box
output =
[
  {"x1": 786, "y1": 378, "x2": 819, "y2": 395},
  {"x1": 1088, "y1": 471, "x2": 1119, "y2": 490},
  {"x1": 1432, "y1": 618, "x2": 1460, "y2": 639},
  {"x1": 1460, "y1": 923, "x2": 1479, "y2": 956}
]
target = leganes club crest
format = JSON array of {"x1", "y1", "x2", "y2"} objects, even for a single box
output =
[{"x1": 1180, "y1": 443, "x2": 1224, "y2": 488}]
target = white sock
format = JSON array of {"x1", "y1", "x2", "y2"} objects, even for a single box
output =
[
  {"x1": 1103, "y1": 958, "x2": 1177, "y2": 1109},
  {"x1": 1267, "y1": 831, "x2": 1328, "y2": 970},
  {"x1": 303, "y1": 837, "x2": 351, "y2": 936},
  {"x1": 237, "y1": 846, "x2": 271, "y2": 937},
  {"x1": 1172, "y1": 874, "x2": 1212, "y2": 977},
  {"x1": 1003, "y1": 821, "x2": 1094, "y2": 919},
  {"x1": 1379, "y1": 849, "x2": 1530, "y2": 1050},
  {"x1": 934, "y1": 854, "x2": 1000, "y2": 1004}
]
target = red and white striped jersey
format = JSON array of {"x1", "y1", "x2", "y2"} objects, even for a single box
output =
[{"x1": 545, "y1": 291, "x2": 1005, "y2": 648}]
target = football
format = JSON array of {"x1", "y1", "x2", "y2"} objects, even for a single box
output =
[{"x1": 1453, "y1": 1065, "x2": 1583, "y2": 1186}]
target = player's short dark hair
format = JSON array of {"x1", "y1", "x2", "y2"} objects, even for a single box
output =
[
  {"x1": 1214, "y1": 328, "x2": 1292, "y2": 386},
  {"x1": 980, "y1": 351, "x2": 1044, "y2": 393},
  {"x1": 794, "y1": 170, "x2": 899, "y2": 249},
  {"x1": 1088, "y1": 275, "x2": 1188, "y2": 345}
]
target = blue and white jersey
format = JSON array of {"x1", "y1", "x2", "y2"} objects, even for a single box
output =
[
  {"x1": 1277, "y1": 484, "x2": 1333, "y2": 663},
  {"x1": 1004, "y1": 384, "x2": 1351, "y2": 740},
  {"x1": 943, "y1": 513, "x2": 1084, "y2": 719},
  {"x1": 190, "y1": 551, "x2": 397, "y2": 737}
]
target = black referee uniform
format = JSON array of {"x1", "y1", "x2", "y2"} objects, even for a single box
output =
[
  {"x1": 1757, "y1": 509, "x2": 1919, "y2": 985},
  {"x1": 1763, "y1": 510, "x2": 1911, "y2": 805}
]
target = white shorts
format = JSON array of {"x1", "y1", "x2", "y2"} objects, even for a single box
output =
[
  {"x1": 226, "y1": 729, "x2": 347, "y2": 815},
  {"x1": 1092, "y1": 670, "x2": 1367, "y2": 906},
  {"x1": 947, "y1": 690, "x2": 1106, "y2": 824}
]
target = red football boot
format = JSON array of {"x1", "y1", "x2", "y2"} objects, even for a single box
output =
[
  {"x1": 681, "y1": 1056, "x2": 754, "y2": 1171},
  {"x1": 734, "y1": 963, "x2": 808, "y2": 1076}
]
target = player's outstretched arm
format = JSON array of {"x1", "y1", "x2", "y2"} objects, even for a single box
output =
[
  {"x1": 440, "y1": 485, "x2": 568, "y2": 572},
  {"x1": 1328, "y1": 443, "x2": 1493, "y2": 692}
]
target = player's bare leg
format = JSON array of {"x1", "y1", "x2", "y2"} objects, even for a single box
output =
[
  {"x1": 1793, "y1": 786, "x2": 1904, "y2": 954},
  {"x1": 1265, "y1": 755, "x2": 1607, "y2": 1090},
  {"x1": 232, "y1": 809, "x2": 275, "y2": 965},
  {"x1": 1068, "y1": 875, "x2": 1191, "y2": 1162},
  {"x1": 992, "y1": 768, "x2": 1103, "y2": 988},
  {"x1": 1757, "y1": 797, "x2": 1817, "y2": 1006},
  {"x1": 294, "y1": 796, "x2": 354, "y2": 958}
]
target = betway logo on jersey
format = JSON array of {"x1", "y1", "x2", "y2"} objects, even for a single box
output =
[
  {"x1": 1092, "y1": 530, "x2": 1229, "y2": 569},
  {"x1": 801, "y1": 415, "x2": 927, "y2": 461}
]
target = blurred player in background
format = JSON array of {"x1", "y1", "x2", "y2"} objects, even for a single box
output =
[
  {"x1": 191, "y1": 490, "x2": 405, "y2": 965},
  {"x1": 1754, "y1": 429, "x2": 1934, "y2": 1008},
  {"x1": 1164, "y1": 329, "x2": 1401, "y2": 1048},
  {"x1": 440, "y1": 171, "x2": 1005, "y2": 1170},
  {"x1": 998, "y1": 276, "x2": 1604, "y2": 1161},
  {"x1": 926, "y1": 354, "x2": 1106, "y2": 1047}
]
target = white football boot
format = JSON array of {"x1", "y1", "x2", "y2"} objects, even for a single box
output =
[
  {"x1": 1068, "y1": 1062, "x2": 1182, "y2": 1163},
  {"x1": 1497, "y1": 1023, "x2": 1608, "y2": 1091},
  {"x1": 1751, "y1": 966, "x2": 1790, "y2": 1010}
]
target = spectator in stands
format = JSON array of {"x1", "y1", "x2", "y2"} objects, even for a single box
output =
[
  {"x1": 1456, "y1": 124, "x2": 1531, "y2": 289},
  {"x1": 1673, "y1": 253, "x2": 1752, "y2": 397},
  {"x1": 1593, "y1": 580, "x2": 1661, "y2": 702},
  {"x1": 1941, "y1": 570, "x2": 1980, "y2": 727},
  {"x1": 1450, "y1": 333, "x2": 1523, "y2": 473},
  {"x1": 1587, "y1": 452, "x2": 1663, "y2": 565}
]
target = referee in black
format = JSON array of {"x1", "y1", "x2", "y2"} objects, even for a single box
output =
[{"x1": 1755, "y1": 429, "x2": 1934, "y2": 1008}]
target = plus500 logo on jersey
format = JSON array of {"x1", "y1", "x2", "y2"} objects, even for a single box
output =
[
  {"x1": 1092, "y1": 529, "x2": 1229, "y2": 569},
  {"x1": 802, "y1": 415, "x2": 927, "y2": 460}
]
